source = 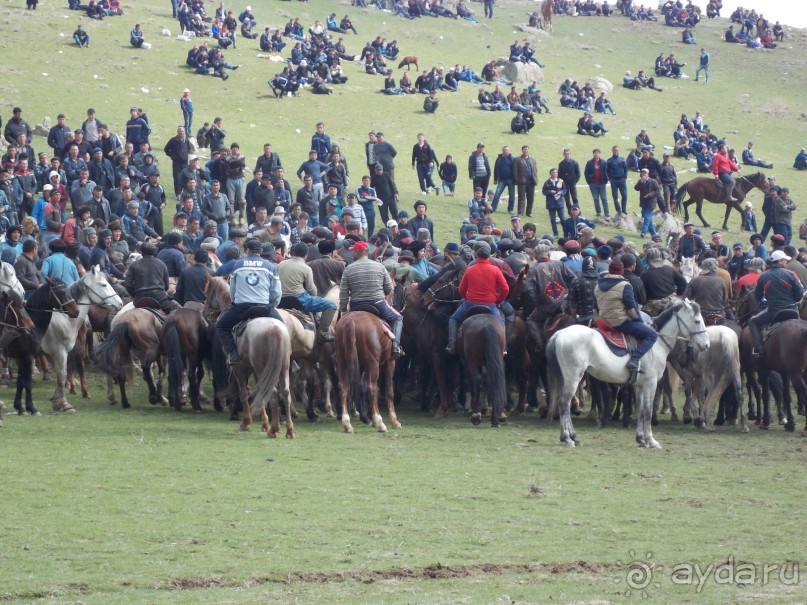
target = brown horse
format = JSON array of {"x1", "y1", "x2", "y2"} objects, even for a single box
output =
[
  {"x1": 95, "y1": 308, "x2": 167, "y2": 409},
  {"x1": 334, "y1": 311, "x2": 401, "y2": 433},
  {"x1": 673, "y1": 171, "x2": 769, "y2": 230},
  {"x1": 0, "y1": 290, "x2": 39, "y2": 416},
  {"x1": 163, "y1": 308, "x2": 210, "y2": 413},
  {"x1": 740, "y1": 319, "x2": 807, "y2": 432},
  {"x1": 541, "y1": 0, "x2": 553, "y2": 30},
  {"x1": 457, "y1": 312, "x2": 507, "y2": 427}
]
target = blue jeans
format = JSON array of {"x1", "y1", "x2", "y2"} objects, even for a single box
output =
[
  {"x1": 547, "y1": 207, "x2": 566, "y2": 236},
  {"x1": 183, "y1": 111, "x2": 193, "y2": 133},
  {"x1": 450, "y1": 300, "x2": 504, "y2": 325},
  {"x1": 492, "y1": 179, "x2": 515, "y2": 212},
  {"x1": 617, "y1": 319, "x2": 657, "y2": 358},
  {"x1": 588, "y1": 183, "x2": 610, "y2": 216},
  {"x1": 640, "y1": 206, "x2": 657, "y2": 236},
  {"x1": 416, "y1": 164, "x2": 436, "y2": 192},
  {"x1": 695, "y1": 64, "x2": 709, "y2": 82},
  {"x1": 226, "y1": 177, "x2": 245, "y2": 217},
  {"x1": 610, "y1": 180, "x2": 628, "y2": 213},
  {"x1": 216, "y1": 221, "x2": 229, "y2": 242},
  {"x1": 760, "y1": 216, "x2": 773, "y2": 243},
  {"x1": 442, "y1": 180, "x2": 455, "y2": 194},
  {"x1": 297, "y1": 291, "x2": 337, "y2": 312}
]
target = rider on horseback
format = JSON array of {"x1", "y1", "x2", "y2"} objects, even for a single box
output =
[
  {"x1": 338, "y1": 240, "x2": 404, "y2": 358},
  {"x1": 124, "y1": 242, "x2": 182, "y2": 314},
  {"x1": 595, "y1": 260, "x2": 657, "y2": 373},
  {"x1": 712, "y1": 144, "x2": 740, "y2": 203},
  {"x1": 445, "y1": 245, "x2": 509, "y2": 355},
  {"x1": 278, "y1": 242, "x2": 338, "y2": 343},
  {"x1": 749, "y1": 249, "x2": 805, "y2": 358},
  {"x1": 215, "y1": 238, "x2": 283, "y2": 366}
]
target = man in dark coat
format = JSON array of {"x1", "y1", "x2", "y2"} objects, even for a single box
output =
[
  {"x1": 164, "y1": 126, "x2": 192, "y2": 197},
  {"x1": 124, "y1": 242, "x2": 181, "y2": 312}
]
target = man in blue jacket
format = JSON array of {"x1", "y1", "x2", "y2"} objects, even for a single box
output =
[
  {"x1": 491, "y1": 145, "x2": 515, "y2": 213},
  {"x1": 606, "y1": 145, "x2": 629, "y2": 214}
]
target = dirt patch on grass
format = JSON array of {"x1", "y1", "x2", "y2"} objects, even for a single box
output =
[
  {"x1": 279, "y1": 560, "x2": 615, "y2": 584},
  {"x1": 168, "y1": 576, "x2": 226, "y2": 590}
]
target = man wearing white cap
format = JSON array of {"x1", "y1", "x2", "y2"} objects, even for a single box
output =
[{"x1": 748, "y1": 249, "x2": 805, "y2": 357}]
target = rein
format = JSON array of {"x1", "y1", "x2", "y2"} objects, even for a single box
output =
[
  {"x1": 426, "y1": 276, "x2": 462, "y2": 305},
  {"x1": 657, "y1": 308, "x2": 706, "y2": 350}
]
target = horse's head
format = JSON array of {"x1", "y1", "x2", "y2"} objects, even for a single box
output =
[
  {"x1": 677, "y1": 299, "x2": 710, "y2": 352},
  {"x1": 82, "y1": 266, "x2": 123, "y2": 311},
  {"x1": 1, "y1": 290, "x2": 34, "y2": 333},
  {"x1": 421, "y1": 267, "x2": 462, "y2": 310},
  {"x1": 46, "y1": 278, "x2": 80, "y2": 319},
  {"x1": 0, "y1": 261, "x2": 26, "y2": 300}
]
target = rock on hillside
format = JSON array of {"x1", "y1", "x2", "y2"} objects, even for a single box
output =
[{"x1": 496, "y1": 58, "x2": 544, "y2": 84}]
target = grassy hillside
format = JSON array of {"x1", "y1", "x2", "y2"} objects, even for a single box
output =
[{"x1": 4, "y1": 0, "x2": 806, "y2": 244}]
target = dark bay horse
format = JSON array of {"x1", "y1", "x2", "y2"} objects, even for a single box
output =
[
  {"x1": 163, "y1": 308, "x2": 210, "y2": 413},
  {"x1": 740, "y1": 319, "x2": 807, "y2": 432},
  {"x1": 674, "y1": 171, "x2": 769, "y2": 230},
  {"x1": 457, "y1": 313, "x2": 507, "y2": 427},
  {"x1": 0, "y1": 290, "x2": 39, "y2": 416},
  {"x1": 335, "y1": 311, "x2": 401, "y2": 434}
]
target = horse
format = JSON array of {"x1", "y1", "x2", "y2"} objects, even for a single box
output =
[
  {"x1": 457, "y1": 313, "x2": 507, "y2": 427},
  {"x1": 0, "y1": 290, "x2": 39, "y2": 416},
  {"x1": 541, "y1": 0, "x2": 553, "y2": 30},
  {"x1": 673, "y1": 171, "x2": 769, "y2": 230},
  {"x1": 335, "y1": 311, "x2": 401, "y2": 434},
  {"x1": 39, "y1": 268, "x2": 124, "y2": 412},
  {"x1": 0, "y1": 261, "x2": 26, "y2": 386},
  {"x1": 163, "y1": 308, "x2": 210, "y2": 413},
  {"x1": 547, "y1": 300, "x2": 710, "y2": 448},
  {"x1": 740, "y1": 319, "x2": 807, "y2": 432},
  {"x1": 663, "y1": 325, "x2": 747, "y2": 432},
  {"x1": 96, "y1": 306, "x2": 167, "y2": 409},
  {"x1": 227, "y1": 316, "x2": 294, "y2": 437}
]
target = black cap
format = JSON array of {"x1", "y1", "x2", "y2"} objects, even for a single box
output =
[{"x1": 245, "y1": 239, "x2": 263, "y2": 252}]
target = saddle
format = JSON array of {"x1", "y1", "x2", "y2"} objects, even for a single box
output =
[
  {"x1": 233, "y1": 306, "x2": 275, "y2": 340},
  {"x1": 595, "y1": 317, "x2": 638, "y2": 357},
  {"x1": 134, "y1": 297, "x2": 167, "y2": 323},
  {"x1": 284, "y1": 308, "x2": 316, "y2": 331},
  {"x1": 278, "y1": 296, "x2": 305, "y2": 311},
  {"x1": 762, "y1": 309, "x2": 799, "y2": 342},
  {"x1": 464, "y1": 305, "x2": 495, "y2": 319},
  {"x1": 347, "y1": 303, "x2": 395, "y2": 341},
  {"x1": 703, "y1": 312, "x2": 725, "y2": 326}
]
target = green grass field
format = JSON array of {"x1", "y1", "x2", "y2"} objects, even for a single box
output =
[{"x1": 2, "y1": 1, "x2": 807, "y2": 603}]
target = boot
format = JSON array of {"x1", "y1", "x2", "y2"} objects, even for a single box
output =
[
  {"x1": 391, "y1": 319, "x2": 404, "y2": 359},
  {"x1": 749, "y1": 323, "x2": 765, "y2": 358},
  {"x1": 626, "y1": 354, "x2": 642, "y2": 372},
  {"x1": 316, "y1": 308, "x2": 337, "y2": 343},
  {"x1": 725, "y1": 179, "x2": 738, "y2": 203},
  {"x1": 504, "y1": 317, "x2": 515, "y2": 356},
  {"x1": 445, "y1": 318, "x2": 459, "y2": 355}
]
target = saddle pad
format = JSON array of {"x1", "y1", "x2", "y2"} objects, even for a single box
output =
[
  {"x1": 594, "y1": 317, "x2": 634, "y2": 357},
  {"x1": 344, "y1": 310, "x2": 394, "y2": 340},
  {"x1": 143, "y1": 307, "x2": 167, "y2": 324},
  {"x1": 286, "y1": 308, "x2": 315, "y2": 331}
]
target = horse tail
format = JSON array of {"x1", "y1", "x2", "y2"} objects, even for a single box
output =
[
  {"x1": 673, "y1": 183, "x2": 688, "y2": 214},
  {"x1": 164, "y1": 320, "x2": 184, "y2": 409},
  {"x1": 545, "y1": 334, "x2": 562, "y2": 420},
  {"x1": 94, "y1": 322, "x2": 133, "y2": 383},
  {"x1": 483, "y1": 320, "x2": 508, "y2": 421},
  {"x1": 249, "y1": 321, "x2": 290, "y2": 417}
]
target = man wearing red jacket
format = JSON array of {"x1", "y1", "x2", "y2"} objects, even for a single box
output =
[
  {"x1": 446, "y1": 245, "x2": 509, "y2": 354},
  {"x1": 712, "y1": 144, "x2": 740, "y2": 203}
]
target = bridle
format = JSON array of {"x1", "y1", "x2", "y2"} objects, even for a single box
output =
[
  {"x1": 657, "y1": 305, "x2": 707, "y2": 349},
  {"x1": 49, "y1": 286, "x2": 77, "y2": 314},
  {"x1": 426, "y1": 274, "x2": 461, "y2": 305}
]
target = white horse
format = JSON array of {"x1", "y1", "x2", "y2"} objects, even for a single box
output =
[
  {"x1": 0, "y1": 261, "x2": 25, "y2": 299},
  {"x1": 547, "y1": 300, "x2": 710, "y2": 449},
  {"x1": 41, "y1": 267, "x2": 123, "y2": 411}
]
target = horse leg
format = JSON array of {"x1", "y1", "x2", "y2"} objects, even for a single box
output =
[
  {"x1": 695, "y1": 199, "x2": 710, "y2": 228},
  {"x1": 790, "y1": 372, "x2": 807, "y2": 433},
  {"x1": 277, "y1": 364, "x2": 295, "y2": 439},
  {"x1": 682, "y1": 384, "x2": 694, "y2": 424},
  {"x1": 366, "y1": 362, "x2": 386, "y2": 433},
  {"x1": 384, "y1": 360, "x2": 401, "y2": 429},
  {"x1": 78, "y1": 354, "x2": 90, "y2": 399},
  {"x1": 338, "y1": 368, "x2": 353, "y2": 434},
  {"x1": 107, "y1": 374, "x2": 118, "y2": 405},
  {"x1": 781, "y1": 374, "x2": 795, "y2": 432},
  {"x1": 237, "y1": 373, "x2": 252, "y2": 432},
  {"x1": 622, "y1": 387, "x2": 633, "y2": 429},
  {"x1": 759, "y1": 371, "x2": 771, "y2": 429},
  {"x1": 50, "y1": 351, "x2": 73, "y2": 413},
  {"x1": 721, "y1": 203, "x2": 733, "y2": 232},
  {"x1": 118, "y1": 373, "x2": 131, "y2": 409},
  {"x1": 636, "y1": 384, "x2": 662, "y2": 448},
  {"x1": 143, "y1": 361, "x2": 162, "y2": 405},
  {"x1": 556, "y1": 373, "x2": 582, "y2": 447}
]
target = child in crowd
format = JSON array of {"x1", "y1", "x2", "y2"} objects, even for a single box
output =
[{"x1": 438, "y1": 154, "x2": 457, "y2": 196}]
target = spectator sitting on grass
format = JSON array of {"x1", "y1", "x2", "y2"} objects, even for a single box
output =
[
  {"x1": 73, "y1": 24, "x2": 90, "y2": 47},
  {"x1": 130, "y1": 23, "x2": 144, "y2": 48}
]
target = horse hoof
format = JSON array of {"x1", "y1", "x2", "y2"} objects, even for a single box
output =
[
  {"x1": 376, "y1": 424, "x2": 387, "y2": 433},
  {"x1": 470, "y1": 413, "x2": 482, "y2": 426},
  {"x1": 785, "y1": 422, "x2": 795, "y2": 433},
  {"x1": 392, "y1": 421, "x2": 402, "y2": 429},
  {"x1": 670, "y1": 413, "x2": 679, "y2": 422},
  {"x1": 239, "y1": 425, "x2": 250, "y2": 432},
  {"x1": 307, "y1": 412, "x2": 320, "y2": 422},
  {"x1": 571, "y1": 407, "x2": 582, "y2": 416},
  {"x1": 42, "y1": 373, "x2": 51, "y2": 382},
  {"x1": 193, "y1": 409, "x2": 203, "y2": 415},
  {"x1": 564, "y1": 439, "x2": 576, "y2": 447},
  {"x1": 693, "y1": 417, "x2": 703, "y2": 428},
  {"x1": 285, "y1": 430, "x2": 295, "y2": 439},
  {"x1": 267, "y1": 431, "x2": 277, "y2": 439},
  {"x1": 648, "y1": 440, "x2": 662, "y2": 449},
  {"x1": 30, "y1": 410, "x2": 42, "y2": 416},
  {"x1": 683, "y1": 416, "x2": 693, "y2": 425},
  {"x1": 760, "y1": 422, "x2": 770, "y2": 430},
  {"x1": 651, "y1": 416, "x2": 659, "y2": 426}
]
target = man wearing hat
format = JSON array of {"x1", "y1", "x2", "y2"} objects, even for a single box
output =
[
  {"x1": 445, "y1": 245, "x2": 509, "y2": 355},
  {"x1": 216, "y1": 229, "x2": 245, "y2": 261},
  {"x1": 338, "y1": 240, "x2": 403, "y2": 357},
  {"x1": 467, "y1": 143, "x2": 491, "y2": 195},
  {"x1": 748, "y1": 249, "x2": 805, "y2": 357},
  {"x1": 124, "y1": 241, "x2": 180, "y2": 313},
  {"x1": 123, "y1": 199, "x2": 160, "y2": 249},
  {"x1": 409, "y1": 200, "x2": 433, "y2": 240},
  {"x1": 125, "y1": 107, "x2": 151, "y2": 147},
  {"x1": 89, "y1": 228, "x2": 128, "y2": 296},
  {"x1": 727, "y1": 242, "x2": 751, "y2": 280},
  {"x1": 175, "y1": 249, "x2": 211, "y2": 308},
  {"x1": 278, "y1": 242, "x2": 338, "y2": 342},
  {"x1": 370, "y1": 163, "x2": 398, "y2": 225},
  {"x1": 41, "y1": 239, "x2": 79, "y2": 286},
  {"x1": 13, "y1": 239, "x2": 42, "y2": 298},
  {"x1": 296, "y1": 150, "x2": 328, "y2": 212},
  {"x1": 88, "y1": 147, "x2": 115, "y2": 194},
  {"x1": 164, "y1": 126, "x2": 192, "y2": 198},
  {"x1": 157, "y1": 231, "x2": 187, "y2": 294},
  {"x1": 42, "y1": 188, "x2": 64, "y2": 247},
  {"x1": 674, "y1": 222, "x2": 707, "y2": 267},
  {"x1": 70, "y1": 168, "x2": 97, "y2": 214},
  {"x1": 773, "y1": 187, "x2": 796, "y2": 246},
  {"x1": 180, "y1": 155, "x2": 209, "y2": 194},
  {"x1": 214, "y1": 238, "x2": 282, "y2": 364},
  {"x1": 48, "y1": 113, "x2": 71, "y2": 156},
  {"x1": 89, "y1": 184, "x2": 112, "y2": 224},
  {"x1": 641, "y1": 247, "x2": 687, "y2": 316},
  {"x1": 684, "y1": 258, "x2": 728, "y2": 323},
  {"x1": 595, "y1": 260, "x2": 657, "y2": 373}
]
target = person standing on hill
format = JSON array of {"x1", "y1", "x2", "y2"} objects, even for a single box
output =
[
  {"x1": 695, "y1": 48, "x2": 710, "y2": 83},
  {"x1": 179, "y1": 88, "x2": 194, "y2": 133}
]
